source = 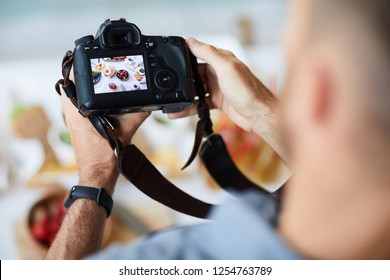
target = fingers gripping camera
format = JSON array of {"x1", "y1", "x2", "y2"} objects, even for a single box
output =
[{"x1": 73, "y1": 18, "x2": 196, "y2": 116}]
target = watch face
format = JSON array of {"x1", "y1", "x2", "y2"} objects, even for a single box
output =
[
  {"x1": 68, "y1": 186, "x2": 76, "y2": 198},
  {"x1": 64, "y1": 186, "x2": 76, "y2": 209}
]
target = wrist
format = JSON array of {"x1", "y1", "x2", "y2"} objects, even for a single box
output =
[
  {"x1": 251, "y1": 95, "x2": 279, "y2": 134},
  {"x1": 245, "y1": 83, "x2": 279, "y2": 131},
  {"x1": 64, "y1": 186, "x2": 113, "y2": 217},
  {"x1": 251, "y1": 99, "x2": 288, "y2": 163},
  {"x1": 79, "y1": 165, "x2": 118, "y2": 196}
]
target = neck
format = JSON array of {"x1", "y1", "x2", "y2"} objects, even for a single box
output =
[{"x1": 278, "y1": 165, "x2": 390, "y2": 259}]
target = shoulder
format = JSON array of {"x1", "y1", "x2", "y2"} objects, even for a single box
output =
[
  {"x1": 87, "y1": 190, "x2": 301, "y2": 260},
  {"x1": 192, "y1": 190, "x2": 300, "y2": 259}
]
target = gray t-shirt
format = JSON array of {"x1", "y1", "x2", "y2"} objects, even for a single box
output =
[{"x1": 87, "y1": 190, "x2": 301, "y2": 260}]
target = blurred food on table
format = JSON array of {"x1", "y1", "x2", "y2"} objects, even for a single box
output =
[
  {"x1": 201, "y1": 112, "x2": 284, "y2": 189},
  {"x1": 0, "y1": 145, "x2": 13, "y2": 194},
  {"x1": 28, "y1": 190, "x2": 67, "y2": 248},
  {"x1": 10, "y1": 104, "x2": 77, "y2": 187},
  {"x1": 15, "y1": 184, "x2": 174, "y2": 259}
]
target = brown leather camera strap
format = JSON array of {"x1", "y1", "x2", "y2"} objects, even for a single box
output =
[
  {"x1": 55, "y1": 51, "x2": 78, "y2": 107},
  {"x1": 88, "y1": 114, "x2": 213, "y2": 218},
  {"x1": 55, "y1": 50, "x2": 282, "y2": 219},
  {"x1": 118, "y1": 145, "x2": 212, "y2": 218}
]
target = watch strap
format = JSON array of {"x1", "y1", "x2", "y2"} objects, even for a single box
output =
[{"x1": 64, "y1": 186, "x2": 113, "y2": 217}]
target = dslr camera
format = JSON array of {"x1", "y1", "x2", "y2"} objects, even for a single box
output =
[{"x1": 73, "y1": 18, "x2": 196, "y2": 116}]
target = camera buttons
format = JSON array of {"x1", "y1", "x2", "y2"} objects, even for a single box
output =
[
  {"x1": 154, "y1": 69, "x2": 176, "y2": 91},
  {"x1": 145, "y1": 39, "x2": 157, "y2": 50},
  {"x1": 150, "y1": 62, "x2": 157, "y2": 68},
  {"x1": 176, "y1": 91, "x2": 185, "y2": 99}
]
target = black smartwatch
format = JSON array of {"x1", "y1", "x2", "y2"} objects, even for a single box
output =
[{"x1": 64, "y1": 186, "x2": 113, "y2": 217}]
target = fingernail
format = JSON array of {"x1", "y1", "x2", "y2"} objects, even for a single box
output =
[{"x1": 187, "y1": 37, "x2": 199, "y2": 47}]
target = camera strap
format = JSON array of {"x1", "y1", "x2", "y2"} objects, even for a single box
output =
[{"x1": 55, "y1": 51, "x2": 283, "y2": 219}]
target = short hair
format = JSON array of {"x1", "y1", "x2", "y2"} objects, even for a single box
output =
[{"x1": 311, "y1": 0, "x2": 390, "y2": 133}]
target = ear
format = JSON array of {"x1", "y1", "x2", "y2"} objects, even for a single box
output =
[{"x1": 307, "y1": 61, "x2": 333, "y2": 125}]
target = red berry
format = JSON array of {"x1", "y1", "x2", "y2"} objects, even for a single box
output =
[
  {"x1": 31, "y1": 223, "x2": 46, "y2": 241},
  {"x1": 31, "y1": 220, "x2": 51, "y2": 246}
]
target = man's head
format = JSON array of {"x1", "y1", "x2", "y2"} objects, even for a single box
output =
[{"x1": 280, "y1": 0, "x2": 390, "y2": 259}]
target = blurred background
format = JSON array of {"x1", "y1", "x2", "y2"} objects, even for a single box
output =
[{"x1": 0, "y1": 0, "x2": 289, "y2": 259}]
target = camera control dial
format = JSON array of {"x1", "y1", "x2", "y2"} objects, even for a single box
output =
[{"x1": 154, "y1": 69, "x2": 177, "y2": 91}]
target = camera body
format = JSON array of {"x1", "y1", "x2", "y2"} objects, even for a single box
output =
[{"x1": 73, "y1": 18, "x2": 196, "y2": 116}]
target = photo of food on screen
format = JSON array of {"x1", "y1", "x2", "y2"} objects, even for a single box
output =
[{"x1": 90, "y1": 55, "x2": 147, "y2": 94}]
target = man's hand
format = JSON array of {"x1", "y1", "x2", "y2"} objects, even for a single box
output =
[
  {"x1": 60, "y1": 93, "x2": 150, "y2": 195},
  {"x1": 170, "y1": 38, "x2": 286, "y2": 162}
]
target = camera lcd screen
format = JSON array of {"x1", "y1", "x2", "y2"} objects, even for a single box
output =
[{"x1": 90, "y1": 55, "x2": 147, "y2": 94}]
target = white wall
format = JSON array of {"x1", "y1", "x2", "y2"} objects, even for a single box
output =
[{"x1": 0, "y1": 0, "x2": 286, "y2": 61}]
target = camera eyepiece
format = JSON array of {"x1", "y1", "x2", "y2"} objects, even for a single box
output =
[{"x1": 97, "y1": 19, "x2": 142, "y2": 49}]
